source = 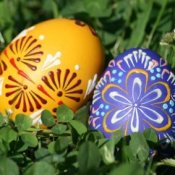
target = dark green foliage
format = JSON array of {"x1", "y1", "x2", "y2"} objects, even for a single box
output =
[
  {"x1": 1, "y1": 1, "x2": 175, "y2": 174},
  {"x1": 0, "y1": 105, "x2": 174, "y2": 174},
  {"x1": 1, "y1": 0, "x2": 175, "y2": 66}
]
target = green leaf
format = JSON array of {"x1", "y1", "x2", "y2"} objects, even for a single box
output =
[
  {"x1": 24, "y1": 161, "x2": 55, "y2": 175},
  {"x1": 99, "y1": 31, "x2": 117, "y2": 46},
  {"x1": 67, "y1": 150, "x2": 78, "y2": 166},
  {"x1": 143, "y1": 129, "x2": 158, "y2": 143},
  {"x1": 122, "y1": 142, "x2": 136, "y2": 162},
  {"x1": 41, "y1": 110, "x2": 55, "y2": 127},
  {"x1": 61, "y1": 0, "x2": 85, "y2": 16},
  {"x1": 78, "y1": 141, "x2": 101, "y2": 175},
  {"x1": 17, "y1": 143, "x2": 29, "y2": 153},
  {"x1": 0, "y1": 2, "x2": 12, "y2": 24},
  {"x1": 35, "y1": 148, "x2": 50, "y2": 160},
  {"x1": 42, "y1": 0, "x2": 56, "y2": 15},
  {"x1": 109, "y1": 162, "x2": 144, "y2": 175},
  {"x1": 0, "y1": 140, "x2": 8, "y2": 154},
  {"x1": 0, "y1": 113, "x2": 4, "y2": 126},
  {"x1": 74, "y1": 105, "x2": 90, "y2": 126},
  {"x1": 100, "y1": 139, "x2": 115, "y2": 164},
  {"x1": 55, "y1": 136, "x2": 70, "y2": 153},
  {"x1": 48, "y1": 141, "x2": 56, "y2": 154},
  {"x1": 99, "y1": 131, "x2": 122, "y2": 164},
  {"x1": 15, "y1": 114, "x2": 32, "y2": 131},
  {"x1": 51, "y1": 124, "x2": 67, "y2": 135},
  {"x1": 84, "y1": 0, "x2": 112, "y2": 17},
  {"x1": 56, "y1": 104, "x2": 74, "y2": 122},
  {"x1": 52, "y1": 154, "x2": 65, "y2": 165},
  {"x1": 0, "y1": 157, "x2": 19, "y2": 175},
  {"x1": 85, "y1": 130, "x2": 104, "y2": 142},
  {"x1": 130, "y1": 133, "x2": 149, "y2": 162},
  {"x1": 4, "y1": 27, "x2": 13, "y2": 43},
  {"x1": 111, "y1": 130, "x2": 123, "y2": 145},
  {"x1": 69, "y1": 120, "x2": 87, "y2": 135},
  {"x1": 21, "y1": 133, "x2": 38, "y2": 147},
  {"x1": 160, "y1": 158, "x2": 175, "y2": 167},
  {"x1": 0, "y1": 126, "x2": 17, "y2": 143}
]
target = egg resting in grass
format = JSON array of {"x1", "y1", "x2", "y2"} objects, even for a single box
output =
[
  {"x1": 0, "y1": 18, "x2": 104, "y2": 124},
  {"x1": 89, "y1": 48, "x2": 175, "y2": 141}
]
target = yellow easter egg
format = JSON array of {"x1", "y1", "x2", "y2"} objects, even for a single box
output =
[{"x1": 0, "y1": 18, "x2": 104, "y2": 123}]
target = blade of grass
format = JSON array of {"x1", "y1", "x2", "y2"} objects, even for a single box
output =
[
  {"x1": 51, "y1": 0, "x2": 60, "y2": 18},
  {"x1": 127, "y1": 0, "x2": 153, "y2": 48},
  {"x1": 146, "y1": 0, "x2": 168, "y2": 47}
]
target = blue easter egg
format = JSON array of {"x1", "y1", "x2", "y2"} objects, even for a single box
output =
[{"x1": 89, "y1": 48, "x2": 175, "y2": 140}]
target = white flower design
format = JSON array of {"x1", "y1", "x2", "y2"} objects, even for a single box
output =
[
  {"x1": 84, "y1": 74, "x2": 98, "y2": 99},
  {"x1": 42, "y1": 51, "x2": 62, "y2": 71}
]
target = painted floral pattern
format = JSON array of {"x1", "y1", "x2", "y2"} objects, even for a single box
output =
[
  {"x1": 90, "y1": 48, "x2": 175, "y2": 140},
  {"x1": 40, "y1": 68, "x2": 83, "y2": 112},
  {"x1": 5, "y1": 35, "x2": 43, "y2": 71},
  {"x1": 0, "y1": 55, "x2": 7, "y2": 75},
  {"x1": 5, "y1": 75, "x2": 47, "y2": 112},
  {"x1": 102, "y1": 69, "x2": 171, "y2": 134}
]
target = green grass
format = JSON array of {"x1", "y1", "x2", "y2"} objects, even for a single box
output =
[{"x1": 1, "y1": 0, "x2": 175, "y2": 174}]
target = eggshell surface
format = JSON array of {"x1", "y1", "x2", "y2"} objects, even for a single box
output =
[
  {"x1": 89, "y1": 48, "x2": 175, "y2": 140},
  {"x1": 0, "y1": 18, "x2": 104, "y2": 122}
]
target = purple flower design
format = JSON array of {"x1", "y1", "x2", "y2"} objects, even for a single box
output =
[{"x1": 102, "y1": 69, "x2": 172, "y2": 135}]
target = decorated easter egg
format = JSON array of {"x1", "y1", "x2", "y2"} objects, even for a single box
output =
[
  {"x1": 0, "y1": 18, "x2": 104, "y2": 122},
  {"x1": 89, "y1": 48, "x2": 175, "y2": 140}
]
